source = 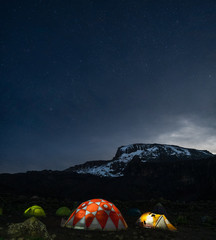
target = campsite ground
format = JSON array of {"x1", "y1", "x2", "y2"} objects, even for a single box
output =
[{"x1": 0, "y1": 195, "x2": 216, "y2": 240}]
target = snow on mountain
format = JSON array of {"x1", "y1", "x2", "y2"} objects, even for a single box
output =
[{"x1": 67, "y1": 143, "x2": 214, "y2": 177}]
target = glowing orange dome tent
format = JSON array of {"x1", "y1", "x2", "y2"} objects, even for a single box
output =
[{"x1": 64, "y1": 198, "x2": 128, "y2": 231}]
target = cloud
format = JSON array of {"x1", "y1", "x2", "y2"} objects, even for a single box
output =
[{"x1": 155, "y1": 117, "x2": 216, "y2": 153}]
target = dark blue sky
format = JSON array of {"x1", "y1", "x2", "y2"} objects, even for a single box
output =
[{"x1": 1, "y1": 0, "x2": 216, "y2": 173}]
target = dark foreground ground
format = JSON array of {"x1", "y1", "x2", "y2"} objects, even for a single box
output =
[{"x1": 0, "y1": 195, "x2": 216, "y2": 240}]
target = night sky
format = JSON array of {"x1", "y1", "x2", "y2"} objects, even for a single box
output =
[{"x1": 1, "y1": 0, "x2": 216, "y2": 173}]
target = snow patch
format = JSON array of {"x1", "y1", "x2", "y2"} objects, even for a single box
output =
[
  {"x1": 164, "y1": 145, "x2": 191, "y2": 156},
  {"x1": 76, "y1": 161, "x2": 124, "y2": 177}
]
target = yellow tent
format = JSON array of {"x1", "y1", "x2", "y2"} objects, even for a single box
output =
[
  {"x1": 137, "y1": 212, "x2": 177, "y2": 231},
  {"x1": 24, "y1": 205, "x2": 46, "y2": 217}
]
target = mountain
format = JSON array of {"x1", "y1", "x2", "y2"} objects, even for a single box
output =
[
  {"x1": 65, "y1": 143, "x2": 213, "y2": 177},
  {"x1": 0, "y1": 143, "x2": 216, "y2": 201}
]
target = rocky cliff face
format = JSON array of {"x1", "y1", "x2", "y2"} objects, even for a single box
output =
[
  {"x1": 65, "y1": 143, "x2": 214, "y2": 177},
  {"x1": 114, "y1": 143, "x2": 212, "y2": 161}
]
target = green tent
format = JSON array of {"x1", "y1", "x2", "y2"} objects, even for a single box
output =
[
  {"x1": 152, "y1": 202, "x2": 167, "y2": 216},
  {"x1": 56, "y1": 207, "x2": 71, "y2": 217},
  {"x1": 126, "y1": 208, "x2": 142, "y2": 217},
  {"x1": 24, "y1": 205, "x2": 46, "y2": 217}
]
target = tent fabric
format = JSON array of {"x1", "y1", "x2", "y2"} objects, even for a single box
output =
[
  {"x1": 152, "y1": 202, "x2": 167, "y2": 216},
  {"x1": 65, "y1": 198, "x2": 128, "y2": 231},
  {"x1": 126, "y1": 208, "x2": 142, "y2": 217},
  {"x1": 137, "y1": 212, "x2": 177, "y2": 231},
  {"x1": 24, "y1": 205, "x2": 46, "y2": 217},
  {"x1": 56, "y1": 207, "x2": 71, "y2": 217}
]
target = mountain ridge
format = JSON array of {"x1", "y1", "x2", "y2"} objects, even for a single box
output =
[
  {"x1": 0, "y1": 143, "x2": 216, "y2": 201},
  {"x1": 65, "y1": 143, "x2": 214, "y2": 177}
]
